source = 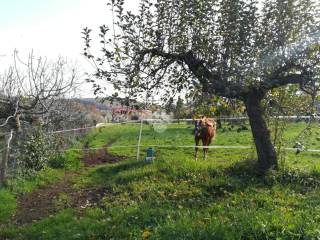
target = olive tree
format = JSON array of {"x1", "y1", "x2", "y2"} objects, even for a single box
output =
[{"x1": 83, "y1": 0, "x2": 320, "y2": 172}]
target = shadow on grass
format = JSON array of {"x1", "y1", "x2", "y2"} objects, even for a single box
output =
[
  {"x1": 222, "y1": 158, "x2": 320, "y2": 192},
  {"x1": 114, "y1": 171, "x2": 155, "y2": 185},
  {"x1": 90, "y1": 156, "x2": 320, "y2": 205},
  {"x1": 89, "y1": 160, "x2": 148, "y2": 184}
]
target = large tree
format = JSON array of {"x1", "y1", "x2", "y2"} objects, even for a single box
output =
[{"x1": 83, "y1": 0, "x2": 320, "y2": 172}]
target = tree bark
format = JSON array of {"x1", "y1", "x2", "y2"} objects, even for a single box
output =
[
  {"x1": 0, "y1": 130, "x2": 13, "y2": 187},
  {"x1": 15, "y1": 114, "x2": 22, "y2": 132},
  {"x1": 245, "y1": 91, "x2": 277, "y2": 172}
]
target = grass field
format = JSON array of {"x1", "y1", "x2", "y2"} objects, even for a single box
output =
[
  {"x1": 1, "y1": 121, "x2": 320, "y2": 239},
  {"x1": 91, "y1": 121, "x2": 320, "y2": 171}
]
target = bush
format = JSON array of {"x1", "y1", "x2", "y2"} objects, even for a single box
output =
[
  {"x1": 16, "y1": 126, "x2": 76, "y2": 175},
  {"x1": 18, "y1": 127, "x2": 51, "y2": 176},
  {"x1": 48, "y1": 154, "x2": 66, "y2": 169}
]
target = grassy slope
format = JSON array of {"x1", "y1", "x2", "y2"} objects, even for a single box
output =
[{"x1": 1, "y1": 121, "x2": 320, "y2": 239}]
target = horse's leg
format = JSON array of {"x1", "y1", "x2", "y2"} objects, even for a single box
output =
[
  {"x1": 205, "y1": 138, "x2": 212, "y2": 160},
  {"x1": 202, "y1": 138, "x2": 207, "y2": 160},
  {"x1": 195, "y1": 137, "x2": 200, "y2": 160}
]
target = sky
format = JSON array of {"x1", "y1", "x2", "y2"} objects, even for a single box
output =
[{"x1": 0, "y1": 0, "x2": 138, "y2": 97}]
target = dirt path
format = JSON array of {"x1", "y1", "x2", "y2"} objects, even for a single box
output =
[
  {"x1": 13, "y1": 141, "x2": 125, "y2": 225},
  {"x1": 13, "y1": 172, "x2": 77, "y2": 225},
  {"x1": 82, "y1": 140, "x2": 126, "y2": 166}
]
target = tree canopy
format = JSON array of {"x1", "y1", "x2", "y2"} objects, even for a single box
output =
[{"x1": 83, "y1": 0, "x2": 320, "y2": 172}]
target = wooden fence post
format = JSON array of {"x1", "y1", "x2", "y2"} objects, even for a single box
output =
[{"x1": 0, "y1": 130, "x2": 14, "y2": 187}]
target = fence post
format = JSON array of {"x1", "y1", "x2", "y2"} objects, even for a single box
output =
[
  {"x1": 136, "y1": 119, "x2": 143, "y2": 161},
  {"x1": 0, "y1": 129, "x2": 14, "y2": 187}
]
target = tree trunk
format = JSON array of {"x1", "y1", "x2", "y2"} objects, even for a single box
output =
[
  {"x1": 245, "y1": 91, "x2": 277, "y2": 172},
  {"x1": 15, "y1": 114, "x2": 22, "y2": 132},
  {"x1": 0, "y1": 130, "x2": 13, "y2": 187}
]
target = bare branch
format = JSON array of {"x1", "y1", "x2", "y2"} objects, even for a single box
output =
[{"x1": 0, "y1": 99, "x2": 19, "y2": 128}]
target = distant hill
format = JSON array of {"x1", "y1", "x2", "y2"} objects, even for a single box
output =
[{"x1": 76, "y1": 98, "x2": 110, "y2": 111}]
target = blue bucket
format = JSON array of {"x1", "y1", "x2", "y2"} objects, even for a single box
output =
[
  {"x1": 145, "y1": 147, "x2": 155, "y2": 162},
  {"x1": 146, "y1": 147, "x2": 155, "y2": 157}
]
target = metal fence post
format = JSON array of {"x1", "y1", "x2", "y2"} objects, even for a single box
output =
[{"x1": 136, "y1": 119, "x2": 143, "y2": 161}]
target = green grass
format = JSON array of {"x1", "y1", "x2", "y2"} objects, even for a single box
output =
[
  {"x1": 0, "y1": 167, "x2": 64, "y2": 224},
  {"x1": 6, "y1": 158, "x2": 320, "y2": 239},
  {"x1": 85, "y1": 121, "x2": 320, "y2": 171},
  {"x1": 0, "y1": 189, "x2": 16, "y2": 222},
  {"x1": 7, "y1": 167, "x2": 64, "y2": 194},
  {"x1": 0, "y1": 136, "x2": 84, "y2": 224},
  {"x1": 1, "y1": 121, "x2": 320, "y2": 239}
]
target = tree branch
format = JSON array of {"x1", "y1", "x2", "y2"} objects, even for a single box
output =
[
  {"x1": 137, "y1": 49, "x2": 245, "y2": 98},
  {"x1": 0, "y1": 99, "x2": 19, "y2": 128},
  {"x1": 265, "y1": 74, "x2": 306, "y2": 89}
]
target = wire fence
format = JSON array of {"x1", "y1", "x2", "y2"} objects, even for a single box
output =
[
  {"x1": 1, "y1": 115, "x2": 319, "y2": 180},
  {"x1": 0, "y1": 124, "x2": 96, "y2": 180},
  {"x1": 54, "y1": 144, "x2": 320, "y2": 153},
  {"x1": 1, "y1": 115, "x2": 319, "y2": 136},
  {"x1": 40, "y1": 117, "x2": 320, "y2": 158}
]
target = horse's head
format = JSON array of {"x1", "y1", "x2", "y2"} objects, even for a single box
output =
[{"x1": 205, "y1": 118, "x2": 216, "y2": 128}]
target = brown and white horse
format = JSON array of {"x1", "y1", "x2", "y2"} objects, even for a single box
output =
[{"x1": 194, "y1": 117, "x2": 216, "y2": 160}]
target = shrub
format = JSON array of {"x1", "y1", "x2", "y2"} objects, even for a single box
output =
[
  {"x1": 17, "y1": 127, "x2": 69, "y2": 175},
  {"x1": 48, "y1": 154, "x2": 66, "y2": 169},
  {"x1": 17, "y1": 127, "x2": 51, "y2": 176}
]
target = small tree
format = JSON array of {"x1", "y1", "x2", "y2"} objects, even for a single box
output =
[{"x1": 0, "y1": 51, "x2": 78, "y2": 184}]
